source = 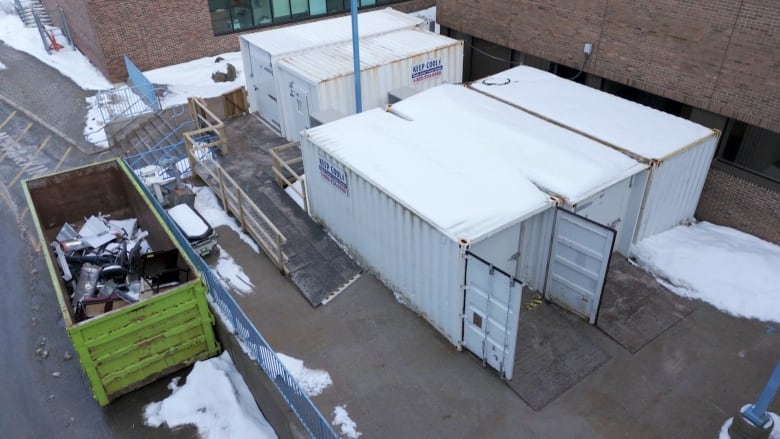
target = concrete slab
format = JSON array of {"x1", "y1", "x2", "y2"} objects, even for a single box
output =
[
  {"x1": 213, "y1": 220, "x2": 780, "y2": 438},
  {"x1": 598, "y1": 257, "x2": 694, "y2": 353},
  {"x1": 509, "y1": 297, "x2": 611, "y2": 411}
]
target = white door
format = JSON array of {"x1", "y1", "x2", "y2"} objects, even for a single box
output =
[
  {"x1": 462, "y1": 252, "x2": 523, "y2": 380},
  {"x1": 544, "y1": 208, "x2": 615, "y2": 324},
  {"x1": 252, "y1": 49, "x2": 282, "y2": 132},
  {"x1": 290, "y1": 88, "x2": 311, "y2": 142}
]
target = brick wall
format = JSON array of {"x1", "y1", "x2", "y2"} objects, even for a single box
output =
[
  {"x1": 69, "y1": 0, "x2": 431, "y2": 83},
  {"x1": 696, "y1": 166, "x2": 780, "y2": 245},
  {"x1": 438, "y1": 0, "x2": 780, "y2": 134},
  {"x1": 43, "y1": 0, "x2": 109, "y2": 80}
]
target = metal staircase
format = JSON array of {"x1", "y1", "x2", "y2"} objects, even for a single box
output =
[
  {"x1": 14, "y1": 0, "x2": 51, "y2": 26},
  {"x1": 14, "y1": 0, "x2": 72, "y2": 54}
]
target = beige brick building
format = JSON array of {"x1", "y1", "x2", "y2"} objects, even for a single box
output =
[
  {"x1": 438, "y1": 0, "x2": 780, "y2": 244},
  {"x1": 44, "y1": 0, "x2": 434, "y2": 83}
]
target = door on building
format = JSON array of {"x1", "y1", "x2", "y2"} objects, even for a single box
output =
[
  {"x1": 462, "y1": 252, "x2": 523, "y2": 380},
  {"x1": 544, "y1": 208, "x2": 615, "y2": 324}
]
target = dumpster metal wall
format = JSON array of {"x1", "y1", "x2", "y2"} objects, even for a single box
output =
[{"x1": 24, "y1": 160, "x2": 220, "y2": 405}]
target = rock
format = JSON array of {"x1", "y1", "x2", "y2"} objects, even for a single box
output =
[
  {"x1": 52, "y1": 371, "x2": 61, "y2": 377},
  {"x1": 35, "y1": 348, "x2": 49, "y2": 359},
  {"x1": 211, "y1": 71, "x2": 227, "y2": 83},
  {"x1": 63, "y1": 352, "x2": 72, "y2": 361},
  {"x1": 38, "y1": 336, "x2": 47, "y2": 347},
  {"x1": 215, "y1": 56, "x2": 224, "y2": 63},
  {"x1": 226, "y1": 63, "x2": 237, "y2": 81}
]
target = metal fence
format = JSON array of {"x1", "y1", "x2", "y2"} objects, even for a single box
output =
[
  {"x1": 124, "y1": 157, "x2": 338, "y2": 439},
  {"x1": 125, "y1": 56, "x2": 161, "y2": 112}
]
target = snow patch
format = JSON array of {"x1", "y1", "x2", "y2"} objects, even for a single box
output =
[
  {"x1": 193, "y1": 185, "x2": 260, "y2": 253},
  {"x1": 144, "y1": 52, "x2": 245, "y2": 108},
  {"x1": 144, "y1": 351, "x2": 277, "y2": 439},
  {"x1": 283, "y1": 176, "x2": 305, "y2": 210},
  {"x1": 215, "y1": 246, "x2": 255, "y2": 295},
  {"x1": 719, "y1": 412, "x2": 779, "y2": 439},
  {"x1": 332, "y1": 405, "x2": 362, "y2": 438},
  {"x1": 0, "y1": 13, "x2": 111, "y2": 90},
  {"x1": 276, "y1": 353, "x2": 332, "y2": 397},
  {"x1": 633, "y1": 221, "x2": 780, "y2": 323}
]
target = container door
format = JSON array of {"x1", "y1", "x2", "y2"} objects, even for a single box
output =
[
  {"x1": 290, "y1": 87, "x2": 311, "y2": 141},
  {"x1": 253, "y1": 49, "x2": 281, "y2": 132},
  {"x1": 544, "y1": 208, "x2": 615, "y2": 324},
  {"x1": 462, "y1": 252, "x2": 523, "y2": 380}
]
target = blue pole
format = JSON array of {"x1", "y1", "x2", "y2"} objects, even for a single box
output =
[
  {"x1": 350, "y1": 0, "x2": 362, "y2": 113},
  {"x1": 743, "y1": 361, "x2": 780, "y2": 427}
]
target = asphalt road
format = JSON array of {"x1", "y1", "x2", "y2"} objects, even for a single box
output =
[{"x1": 0, "y1": 82, "x2": 197, "y2": 437}]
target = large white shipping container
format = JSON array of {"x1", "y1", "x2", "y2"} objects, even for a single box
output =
[
  {"x1": 301, "y1": 85, "x2": 645, "y2": 378},
  {"x1": 277, "y1": 29, "x2": 463, "y2": 141},
  {"x1": 469, "y1": 66, "x2": 720, "y2": 248},
  {"x1": 239, "y1": 8, "x2": 424, "y2": 132}
]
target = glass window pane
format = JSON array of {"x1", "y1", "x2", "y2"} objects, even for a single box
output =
[
  {"x1": 291, "y1": 0, "x2": 309, "y2": 17},
  {"x1": 209, "y1": 0, "x2": 233, "y2": 34},
  {"x1": 326, "y1": 0, "x2": 345, "y2": 13},
  {"x1": 272, "y1": 0, "x2": 291, "y2": 22},
  {"x1": 251, "y1": 0, "x2": 272, "y2": 25},
  {"x1": 310, "y1": 0, "x2": 327, "y2": 15},
  {"x1": 230, "y1": 0, "x2": 252, "y2": 30},
  {"x1": 360, "y1": 0, "x2": 376, "y2": 6}
]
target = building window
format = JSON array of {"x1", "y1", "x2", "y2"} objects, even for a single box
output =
[
  {"x1": 209, "y1": 0, "x2": 406, "y2": 35},
  {"x1": 717, "y1": 120, "x2": 780, "y2": 184}
]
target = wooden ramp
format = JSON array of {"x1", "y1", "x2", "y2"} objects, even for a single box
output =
[{"x1": 191, "y1": 114, "x2": 361, "y2": 307}]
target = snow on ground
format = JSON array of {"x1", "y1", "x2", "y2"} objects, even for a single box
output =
[
  {"x1": 215, "y1": 246, "x2": 255, "y2": 295},
  {"x1": 284, "y1": 176, "x2": 305, "y2": 210},
  {"x1": 276, "y1": 353, "x2": 332, "y2": 397},
  {"x1": 193, "y1": 185, "x2": 260, "y2": 253},
  {"x1": 145, "y1": 52, "x2": 245, "y2": 108},
  {"x1": 633, "y1": 221, "x2": 780, "y2": 323},
  {"x1": 144, "y1": 351, "x2": 277, "y2": 439},
  {"x1": 0, "y1": 59, "x2": 5, "y2": 70},
  {"x1": 332, "y1": 405, "x2": 362, "y2": 439},
  {"x1": 0, "y1": 11, "x2": 111, "y2": 90},
  {"x1": 719, "y1": 412, "x2": 779, "y2": 439}
]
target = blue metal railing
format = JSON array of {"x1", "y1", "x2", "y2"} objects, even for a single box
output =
[
  {"x1": 124, "y1": 157, "x2": 338, "y2": 439},
  {"x1": 94, "y1": 84, "x2": 165, "y2": 125},
  {"x1": 125, "y1": 55, "x2": 161, "y2": 112}
]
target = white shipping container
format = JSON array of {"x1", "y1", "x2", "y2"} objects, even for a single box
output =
[
  {"x1": 276, "y1": 28, "x2": 463, "y2": 141},
  {"x1": 469, "y1": 66, "x2": 720, "y2": 249},
  {"x1": 239, "y1": 8, "x2": 424, "y2": 132},
  {"x1": 301, "y1": 85, "x2": 645, "y2": 378}
]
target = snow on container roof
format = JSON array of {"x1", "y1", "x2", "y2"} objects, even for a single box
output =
[
  {"x1": 470, "y1": 66, "x2": 715, "y2": 161},
  {"x1": 240, "y1": 8, "x2": 423, "y2": 56},
  {"x1": 304, "y1": 84, "x2": 643, "y2": 241},
  {"x1": 390, "y1": 85, "x2": 646, "y2": 203},
  {"x1": 277, "y1": 29, "x2": 459, "y2": 83}
]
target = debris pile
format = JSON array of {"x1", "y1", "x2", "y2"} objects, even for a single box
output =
[{"x1": 50, "y1": 213, "x2": 187, "y2": 322}]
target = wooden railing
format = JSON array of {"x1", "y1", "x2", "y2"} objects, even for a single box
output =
[
  {"x1": 184, "y1": 97, "x2": 289, "y2": 275},
  {"x1": 270, "y1": 142, "x2": 307, "y2": 213}
]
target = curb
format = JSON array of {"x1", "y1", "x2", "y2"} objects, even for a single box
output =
[{"x1": 0, "y1": 92, "x2": 102, "y2": 156}]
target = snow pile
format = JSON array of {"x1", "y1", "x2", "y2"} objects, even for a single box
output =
[
  {"x1": 0, "y1": 59, "x2": 5, "y2": 70},
  {"x1": 719, "y1": 412, "x2": 779, "y2": 439},
  {"x1": 144, "y1": 351, "x2": 277, "y2": 439},
  {"x1": 633, "y1": 222, "x2": 780, "y2": 322},
  {"x1": 144, "y1": 52, "x2": 244, "y2": 108},
  {"x1": 0, "y1": 12, "x2": 111, "y2": 90},
  {"x1": 215, "y1": 247, "x2": 255, "y2": 295},
  {"x1": 332, "y1": 405, "x2": 362, "y2": 438},
  {"x1": 193, "y1": 185, "x2": 259, "y2": 253},
  {"x1": 276, "y1": 353, "x2": 332, "y2": 397},
  {"x1": 283, "y1": 176, "x2": 305, "y2": 210}
]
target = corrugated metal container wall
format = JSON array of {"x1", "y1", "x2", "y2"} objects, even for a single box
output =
[
  {"x1": 239, "y1": 8, "x2": 424, "y2": 130},
  {"x1": 300, "y1": 140, "x2": 466, "y2": 344},
  {"x1": 516, "y1": 207, "x2": 555, "y2": 292},
  {"x1": 634, "y1": 133, "x2": 720, "y2": 243},
  {"x1": 277, "y1": 30, "x2": 463, "y2": 141}
]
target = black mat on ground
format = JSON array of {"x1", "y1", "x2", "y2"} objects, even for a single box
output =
[
  {"x1": 508, "y1": 300, "x2": 611, "y2": 411},
  {"x1": 597, "y1": 257, "x2": 693, "y2": 353},
  {"x1": 212, "y1": 121, "x2": 361, "y2": 307},
  {"x1": 254, "y1": 185, "x2": 362, "y2": 307}
]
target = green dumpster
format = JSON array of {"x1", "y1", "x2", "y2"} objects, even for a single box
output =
[{"x1": 23, "y1": 159, "x2": 220, "y2": 406}]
